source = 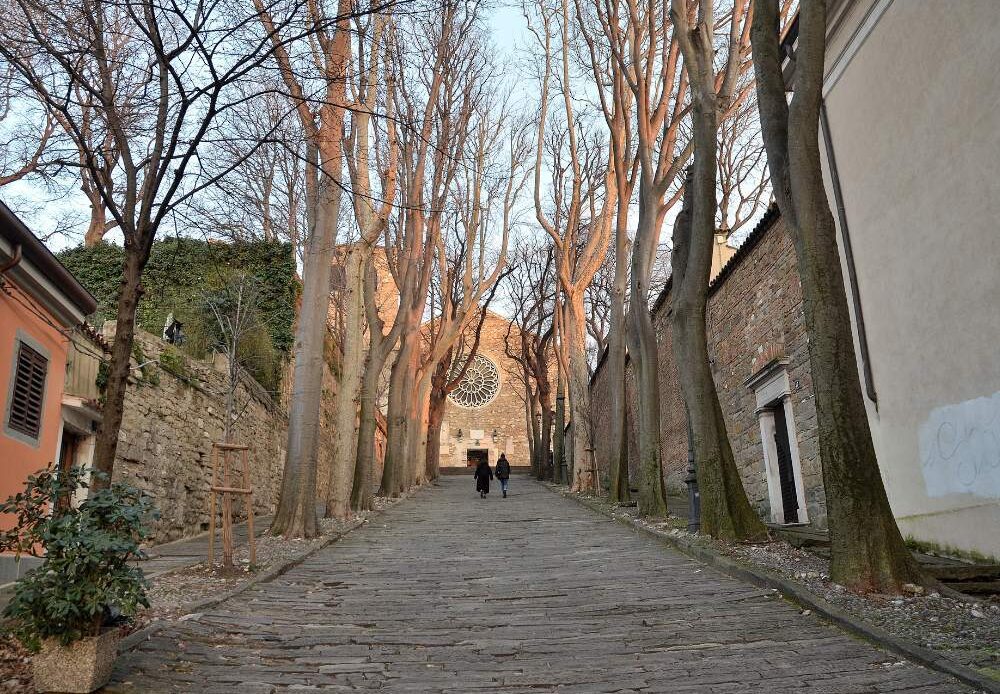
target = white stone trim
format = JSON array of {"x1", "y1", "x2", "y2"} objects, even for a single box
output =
[{"x1": 751, "y1": 366, "x2": 809, "y2": 524}]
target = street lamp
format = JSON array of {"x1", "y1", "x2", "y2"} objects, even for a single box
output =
[
  {"x1": 491, "y1": 428, "x2": 499, "y2": 443},
  {"x1": 685, "y1": 413, "x2": 700, "y2": 533}
]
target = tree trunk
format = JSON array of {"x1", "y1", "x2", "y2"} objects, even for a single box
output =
[
  {"x1": 351, "y1": 349, "x2": 383, "y2": 513},
  {"x1": 325, "y1": 247, "x2": 368, "y2": 520},
  {"x1": 271, "y1": 176, "x2": 342, "y2": 538},
  {"x1": 382, "y1": 332, "x2": 418, "y2": 496},
  {"x1": 553, "y1": 377, "x2": 566, "y2": 485},
  {"x1": 563, "y1": 296, "x2": 597, "y2": 493},
  {"x1": 751, "y1": 0, "x2": 923, "y2": 592},
  {"x1": 671, "y1": 166, "x2": 765, "y2": 540},
  {"x1": 535, "y1": 344, "x2": 553, "y2": 481},
  {"x1": 413, "y1": 375, "x2": 433, "y2": 484},
  {"x1": 799, "y1": 201, "x2": 923, "y2": 589},
  {"x1": 526, "y1": 382, "x2": 540, "y2": 477},
  {"x1": 91, "y1": 245, "x2": 146, "y2": 487},
  {"x1": 426, "y1": 398, "x2": 445, "y2": 481},
  {"x1": 539, "y1": 399, "x2": 553, "y2": 482},
  {"x1": 83, "y1": 202, "x2": 108, "y2": 248},
  {"x1": 425, "y1": 355, "x2": 451, "y2": 477},
  {"x1": 627, "y1": 217, "x2": 668, "y2": 515},
  {"x1": 607, "y1": 281, "x2": 631, "y2": 502}
]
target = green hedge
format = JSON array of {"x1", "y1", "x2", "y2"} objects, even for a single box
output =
[{"x1": 58, "y1": 238, "x2": 299, "y2": 391}]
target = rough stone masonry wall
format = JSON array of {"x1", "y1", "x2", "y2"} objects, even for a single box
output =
[
  {"x1": 438, "y1": 313, "x2": 532, "y2": 470},
  {"x1": 111, "y1": 329, "x2": 373, "y2": 544},
  {"x1": 590, "y1": 212, "x2": 827, "y2": 526}
]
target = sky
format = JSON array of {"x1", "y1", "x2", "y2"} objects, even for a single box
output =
[
  {"x1": 1, "y1": 4, "x2": 533, "y2": 254},
  {"x1": 2, "y1": 3, "x2": 763, "y2": 260}
]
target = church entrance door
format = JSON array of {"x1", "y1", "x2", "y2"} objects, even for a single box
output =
[{"x1": 466, "y1": 448, "x2": 489, "y2": 469}]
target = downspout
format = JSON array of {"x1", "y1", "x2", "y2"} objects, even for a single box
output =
[
  {"x1": 819, "y1": 102, "x2": 878, "y2": 406},
  {"x1": 0, "y1": 243, "x2": 22, "y2": 275}
]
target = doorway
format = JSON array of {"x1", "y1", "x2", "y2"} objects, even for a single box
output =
[
  {"x1": 466, "y1": 448, "x2": 489, "y2": 468},
  {"x1": 769, "y1": 401, "x2": 799, "y2": 524}
]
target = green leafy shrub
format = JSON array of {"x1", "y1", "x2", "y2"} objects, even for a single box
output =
[{"x1": 0, "y1": 467, "x2": 158, "y2": 650}]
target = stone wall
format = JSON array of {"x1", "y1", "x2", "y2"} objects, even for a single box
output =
[
  {"x1": 590, "y1": 210, "x2": 827, "y2": 526},
  {"x1": 438, "y1": 312, "x2": 532, "y2": 470},
  {"x1": 110, "y1": 329, "x2": 385, "y2": 544},
  {"x1": 111, "y1": 330, "x2": 287, "y2": 542}
]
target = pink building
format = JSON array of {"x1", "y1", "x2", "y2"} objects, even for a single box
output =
[{"x1": 0, "y1": 201, "x2": 96, "y2": 543}]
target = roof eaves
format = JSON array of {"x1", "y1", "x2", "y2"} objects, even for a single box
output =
[{"x1": 0, "y1": 199, "x2": 98, "y2": 319}]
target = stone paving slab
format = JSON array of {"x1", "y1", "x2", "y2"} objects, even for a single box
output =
[{"x1": 105, "y1": 477, "x2": 974, "y2": 693}]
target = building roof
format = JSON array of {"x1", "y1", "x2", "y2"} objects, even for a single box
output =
[{"x1": 0, "y1": 199, "x2": 97, "y2": 326}]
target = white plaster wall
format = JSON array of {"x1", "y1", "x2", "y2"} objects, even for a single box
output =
[{"x1": 823, "y1": 0, "x2": 1000, "y2": 558}]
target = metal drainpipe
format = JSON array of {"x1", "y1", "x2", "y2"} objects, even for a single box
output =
[
  {"x1": 684, "y1": 411, "x2": 700, "y2": 533},
  {"x1": 0, "y1": 243, "x2": 23, "y2": 275},
  {"x1": 819, "y1": 102, "x2": 878, "y2": 406}
]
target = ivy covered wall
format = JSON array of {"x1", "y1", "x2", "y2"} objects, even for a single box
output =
[{"x1": 58, "y1": 238, "x2": 299, "y2": 391}]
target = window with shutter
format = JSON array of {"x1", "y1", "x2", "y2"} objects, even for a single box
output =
[{"x1": 7, "y1": 340, "x2": 48, "y2": 440}]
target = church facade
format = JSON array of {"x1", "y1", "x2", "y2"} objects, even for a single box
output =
[{"x1": 437, "y1": 312, "x2": 532, "y2": 470}]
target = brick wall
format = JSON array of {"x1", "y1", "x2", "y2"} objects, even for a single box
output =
[{"x1": 590, "y1": 211, "x2": 827, "y2": 526}]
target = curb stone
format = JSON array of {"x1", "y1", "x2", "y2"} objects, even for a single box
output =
[
  {"x1": 543, "y1": 482, "x2": 1000, "y2": 694},
  {"x1": 118, "y1": 487, "x2": 422, "y2": 654}
]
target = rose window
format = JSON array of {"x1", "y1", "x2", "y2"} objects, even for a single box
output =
[{"x1": 448, "y1": 354, "x2": 500, "y2": 408}]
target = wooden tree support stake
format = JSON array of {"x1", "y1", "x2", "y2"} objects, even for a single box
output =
[{"x1": 208, "y1": 442, "x2": 256, "y2": 570}]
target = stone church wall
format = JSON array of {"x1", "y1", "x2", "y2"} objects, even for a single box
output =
[
  {"x1": 438, "y1": 313, "x2": 532, "y2": 470},
  {"x1": 590, "y1": 210, "x2": 826, "y2": 526},
  {"x1": 110, "y1": 329, "x2": 382, "y2": 544}
]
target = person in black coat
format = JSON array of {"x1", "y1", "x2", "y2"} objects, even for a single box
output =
[
  {"x1": 495, "y1": 453, "x2": 511, "y2": 498},
  {"x1": 474, "y1": 459, "x2": 493, "y2": 498}
]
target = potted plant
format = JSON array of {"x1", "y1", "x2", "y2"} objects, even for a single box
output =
[{"x1": 0, "y1": 466, "x2": 157, "y2": 693}]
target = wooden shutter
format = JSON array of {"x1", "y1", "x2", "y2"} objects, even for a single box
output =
[{"x1": 8, "y1": 341, "x2": 48, "y2": 440}]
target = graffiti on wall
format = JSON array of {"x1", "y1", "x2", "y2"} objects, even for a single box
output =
[{"x1": 919, "y1": 389, "x2": 1000, "y2": 498}]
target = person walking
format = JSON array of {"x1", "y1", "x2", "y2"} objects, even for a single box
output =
[
  {"x1": 474, "y1": 457, "x2": 493, "y2": 498},
  {"x1": 495, "y1": 453, "x2": 511, "y2": 498}
]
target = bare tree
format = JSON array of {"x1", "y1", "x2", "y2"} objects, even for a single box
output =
[
  {"x1": 717, "y1": 90, "x2": 769, "y2": 237},
  {"x1": 670, "y1": 0, "x2": 766, "y2": 540},
  {"x1": 203, "y1": 273, "x2": 269, "y2": 444},
  {"x1": 191, "y1": 86, "x2": 310, "y2": 267},
  {"x1": 526, "y1": 0, "x2": 617, "y2": 494},
  {"x1": 254, "y1": 0, "x2": 361, "y2": 537},
  {"x1": 0, "y1": 0, "x2": 328, "y2": 495},
  {"x1": 583, "y1": 246, "x2": 614, "y2": 359},
  {"x1": 503, "y1": 239, "x2": 556, "y2": 480},
  {"x1": 584, "y1": 0, "x2": 695, "y2": 515},
  {"x1": 414, "y1": 107, "x2": 524, "y2": 483},
  {"x1": 351, "y1": 246, "x2": 409, "y2": 512},
  {"x1": 751, "y1": 0, "x2": 925, "y2": 592},
  {"x1": 380, "y1": 1, "x2": 485, "y2": 496},
  {"x1": 324, "y1": 8, "x2": 398, "y2": 520},
  {"x1": 0, "y1": 73, "x2": 54, "y2": 187}
]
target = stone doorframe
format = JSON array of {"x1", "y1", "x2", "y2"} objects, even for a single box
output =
[{"x1": 746, "y1": 360, "x2": 809, "y2": 525}]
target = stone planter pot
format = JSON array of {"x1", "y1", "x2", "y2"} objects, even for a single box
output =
[{"x1": 32, "y1": 629, "x2": 120, "y2": 693}]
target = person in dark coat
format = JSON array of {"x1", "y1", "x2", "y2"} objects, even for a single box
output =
[
  {"x1": 474, "y1": 458, "x2": 493, "y2": 498},
  {"x1": 495, "y1": 453, "x2": 511, "y2": 498}
]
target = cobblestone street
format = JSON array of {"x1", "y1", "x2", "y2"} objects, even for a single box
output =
[{"x1": 106, "y1": 477, "x2": 972, "y2": 693}]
